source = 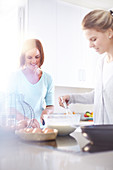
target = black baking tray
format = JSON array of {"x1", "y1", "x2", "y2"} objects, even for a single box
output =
[
  {"x1": 82, "y1": 143, "x2": 113, "y2": 153},
  {"x1": 81, "y1": 124, "x2": 113, "y2": 146}
]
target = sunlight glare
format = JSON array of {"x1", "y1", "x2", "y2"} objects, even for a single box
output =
[{"x1": 0, "y1": 7, "x2": 20, "y2": 92}]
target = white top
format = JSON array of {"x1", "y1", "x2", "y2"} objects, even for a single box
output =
[
  {"x1": 69, "y1": 56, "x2": 113, "y2": 124},
  {"x1": 103, "y1": 58, "x2": 113, "y2": 89},
  {"x1": 7, "y1": 70, "x2": 54, "y2": 126}
]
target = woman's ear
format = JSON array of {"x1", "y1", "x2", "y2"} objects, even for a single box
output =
[{"x1": 108, "y1": 28, "x2": 113, "y2": 39}]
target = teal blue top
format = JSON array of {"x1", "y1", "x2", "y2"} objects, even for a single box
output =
[{"x1": 8, "y1": 70, "x2": 54, "y2": 127}]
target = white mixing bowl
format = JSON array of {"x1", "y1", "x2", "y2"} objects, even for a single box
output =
[{"x1": 44, "y1": 113, "x2": 81, "y2": 136}]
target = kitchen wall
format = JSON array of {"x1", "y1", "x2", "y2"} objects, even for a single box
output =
[{"x1": 54, "y1": 86, "x2": 94, "y2": 114}]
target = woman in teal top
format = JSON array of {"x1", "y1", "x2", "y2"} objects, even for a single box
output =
[{"x1": 8, "y1": 39, "x2": 54, "y2": 128}]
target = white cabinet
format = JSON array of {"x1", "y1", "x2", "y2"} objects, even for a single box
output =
[
  {"x1": 56, "y1": 1, "x2": 99, "y2": 88},
  {"x1": 26, "y1": 0, "x2": 99, "y2": 88}
]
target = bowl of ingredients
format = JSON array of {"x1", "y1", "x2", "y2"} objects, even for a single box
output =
[
  {"x1": 80, "y1": 111, "x2": 93, "y2": 121},
  {"x1": 43, "y1": 113, "x2": 81, "y2": 136}
]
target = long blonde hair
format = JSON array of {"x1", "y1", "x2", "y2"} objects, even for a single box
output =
[{"x1": 82, "y1": 10, "x2": 113, "y2": 32}]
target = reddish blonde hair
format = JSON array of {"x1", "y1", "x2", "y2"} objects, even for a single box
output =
[{"x1": 20, "y1": 39, "x2": 44, "y2": 68}]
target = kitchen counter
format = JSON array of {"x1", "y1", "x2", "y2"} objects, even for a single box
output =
[{"x1": 0, "y1": 127, "x2": 113, "y2": 170}]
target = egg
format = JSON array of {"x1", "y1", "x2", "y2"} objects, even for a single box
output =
[
  {"x1": 32, "y1": 128, "x2": 42, "y2": 133},
  {"x1": 42, "y1": 128, "x2": 54, "y2": 133},
  {"x1": 24, "y1": 128, "x2": 33, "y2": 133}
]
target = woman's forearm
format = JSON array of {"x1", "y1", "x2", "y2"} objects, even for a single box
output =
[
  {"x1": 43, "y1": 105, "x2": 54, "y2": 114},
  {"x1": 40, "y1": 105, "x2": 54, "y2": 124},
  {"x1": 69, "y1": 90, "x2": 94, "y2": 104}
]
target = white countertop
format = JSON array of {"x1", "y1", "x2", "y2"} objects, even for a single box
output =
[{"x1": 0, "y1": 127, "x2": 113, "y2": 170}]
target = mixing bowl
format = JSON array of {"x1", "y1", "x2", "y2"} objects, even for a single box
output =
[{"x1": 43, "y1": 113, "x2": 81, "y2": 136}]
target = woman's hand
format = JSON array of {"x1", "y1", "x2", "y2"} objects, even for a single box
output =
[
  {"x1": 40, "y1": 106, "x2": 54, "y2": 125},
  {"x1": 16, "y1": 119, "x2": 28, "y2": 130},
  {"x1": 27, "y1": 119, "x2": 40, "y2": 128},
  {"x1": 59, "y1": 95, "x2": 70, "y2": 108},
  {"x1": 16, "y1": 118, "x2": 40, "y2": 130}
]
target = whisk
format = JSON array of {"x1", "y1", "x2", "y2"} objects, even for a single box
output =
[
  {"x1": 60, "y1": 97, "x2": 73, "y2": 115},
  {"x1": 17, "y1": 94, "x2": 35, "y2": 128}
]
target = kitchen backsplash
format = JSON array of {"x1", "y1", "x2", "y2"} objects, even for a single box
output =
[{"x1": 54, "y1": 86, "x2": 94, "y2": 114}]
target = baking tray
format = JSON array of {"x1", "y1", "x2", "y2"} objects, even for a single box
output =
[{"x1": 81, "y1": 124, "x2": 113, "y2": 145}]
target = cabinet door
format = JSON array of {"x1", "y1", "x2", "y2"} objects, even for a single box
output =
[
  {"x1": 56, "y1": 1, "x2": 99, "y2": 88},
  {"x1": 56, "y1": 1, "x2": 81, "y2": 87}
]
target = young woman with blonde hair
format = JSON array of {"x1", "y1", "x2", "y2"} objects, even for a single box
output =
[{"x1": 59, "y1": 10, "x2": 113, "y2": 124}]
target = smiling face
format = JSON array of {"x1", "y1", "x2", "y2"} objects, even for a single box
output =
[
  {"x1": 25, "y1": 48, "x2": 41, "y2": 71},
  {"x1": 84, "y1": 29, "x2": 112, "y2": 54}
]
